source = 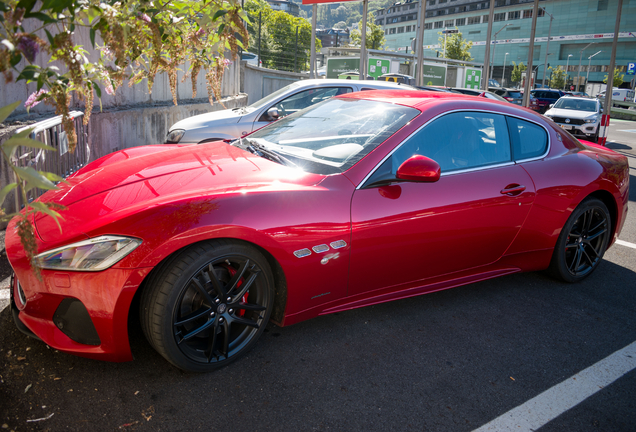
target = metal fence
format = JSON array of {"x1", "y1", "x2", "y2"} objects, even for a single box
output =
[{"x1": 13, "y1": 111, "x2": 90, "y2": 208}]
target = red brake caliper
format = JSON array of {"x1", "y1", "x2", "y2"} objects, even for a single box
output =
[{"x1": 223, "y1": 264, "x2": 247, "y2": 317}]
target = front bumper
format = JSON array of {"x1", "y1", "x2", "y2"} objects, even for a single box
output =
[
  {"x1": 10, "y1": 261, "x2": 152, "y2": 362},
  {"x1": 553, "y1": 121, "x2": 599, "y2": 139}
]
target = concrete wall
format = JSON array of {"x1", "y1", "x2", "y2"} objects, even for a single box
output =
[{"x1": 241, "y1": 63, "x2": 307, "y2": 104}]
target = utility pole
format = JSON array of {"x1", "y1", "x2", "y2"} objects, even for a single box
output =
[
  {"x1": 415, "y1": 0, "x2": 428, "y2": 86},
  {"x1": 258, "y1": 12, "x2": 262, "y2": 68},
  {"x1": 576, "y1": 42, "x2": 594, "y2": 92},
  {"x1": 541, "y1": 7, "x2": 554, "y2": 88},
  {"x1": 522, "y1": 0, "x2": 539, "y2": 107},
  {"x1": 310, "y1": 4, "x2": 317, "y2": 78},
  {"x1": 599, "y1": 0, "x2": 623, "y2": 146},
  {"x1": 490, "y1": 24, "x2": 510, "y2": 86},
  {"x1": 586, "y1": 50, "x2": 602, "y2": 90},
  {"x1": 359, "y1": 0, "x2": 369, "y2": 80},
  {"x1": 564, "y1": 54, "x2": 573, "y2": 90},
  {"x1": 482, "y1": 0, "x2": 495, "y2": 90}
]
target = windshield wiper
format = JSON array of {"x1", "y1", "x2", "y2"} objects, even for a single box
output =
[{"x1": 245, "y1": 139, "x2": 298, "y2": 168}]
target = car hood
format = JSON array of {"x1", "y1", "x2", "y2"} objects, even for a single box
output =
[
  {"x1": 34, "y1": 142, "x2": 324, "y2": 242},
  {"x1": 544, "y1": 108, "x2": 599, "y2": 120},
  {"x1": 169, "y1": 107, "x2": 251, "y2": 131}
]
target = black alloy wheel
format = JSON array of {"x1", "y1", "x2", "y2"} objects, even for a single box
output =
[
  {"x1": 549, "y1": 197, "x2": 611, "y2": 283},
  {"x1": 141, "y1": 240, "x2": 274, "y2": 372}
]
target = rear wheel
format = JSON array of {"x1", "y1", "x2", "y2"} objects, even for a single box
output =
[
  {"x1": 141, "y1": 240, "x2": 274, "y2": 372},
  {"x1": 548, "y1": 198, "x2": 611, "y2": 283}
]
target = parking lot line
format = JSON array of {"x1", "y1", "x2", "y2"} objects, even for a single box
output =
[
  {"x1": 616, "y1": 239, "x2": 636, "y2": 249},
  {"x1": 472, "y1": 341, "x2": 636, "y2": 432}
]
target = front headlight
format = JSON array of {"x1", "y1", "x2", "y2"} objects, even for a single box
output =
[
  {"x1": 165, "y1": 129, "x2": 185, "y2": 144},
  {"x1": 35, "y1": 236, "x2": 142, "y2": 271},
  {"x1": 585, "y1": 117, "x2": 598, "y2": 123}
]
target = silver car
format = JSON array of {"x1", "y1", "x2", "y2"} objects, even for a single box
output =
[
  {"x1": 165, "y1": 79, "x2": 415, "y2": 144},
  {"x1": 543, "y1": 97, "x2": 602, "y2": 143}
]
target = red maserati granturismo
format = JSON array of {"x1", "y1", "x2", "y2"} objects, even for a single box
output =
[{"x1": 6, "y1": 90, "x2": 629, "y2": 372}]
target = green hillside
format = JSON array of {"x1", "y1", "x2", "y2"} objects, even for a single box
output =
[{"x1": 293, "y1": 0, "x2": 395, "y2": 29}]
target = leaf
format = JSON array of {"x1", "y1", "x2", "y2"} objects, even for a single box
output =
[
  {"x1": 212, "y1": 9, "x2": 228, "y2": 21},
  {"x1": 92, "y1": 81, "x2": 101, "y2": 98},
  {"x1": 24, "y1": 11, "x2": 57, "y2": 24},
  {"x1": 89, "y1": 28, "x2": 96, "y2": 49},
  {"x1": 39, "y1": 171, "x2": 65, "y2": 183},
  {"x1": 14, "y1": 166, "x2": 57, "y2": 191},
  {"x1": 0, "y1": 183, "x2": 18, "y2": 208},
  {"x1": 3, "y1": 135, "x2": 56, "y2": 160},
  {"x1": 29, "y1": 202, "x2": 64, "y2": 232},
  {"x1": 44, "y1": 29, "x2": 55, "y2": 47},
  {"x1": 0, "y1": 101, "x2": 21, "y2": 124},
  {"x1": 1, "y1": 39, "x2": 15, "y2": 51}
]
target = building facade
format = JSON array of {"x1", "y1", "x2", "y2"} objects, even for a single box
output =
[
  {"x1": 266, "y1": 0, "x2": 300, "y2": 16},
  {"x1": 316, "y1": 28, "x2": 351, "y2": 47},
  {"x1": 375, "y1": 0, "x2": 636, "y2": 87}
]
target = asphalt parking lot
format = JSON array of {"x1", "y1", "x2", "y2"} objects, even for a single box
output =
[{"x1": 1, "y1": 120, "x2": 635, "y2": 432}]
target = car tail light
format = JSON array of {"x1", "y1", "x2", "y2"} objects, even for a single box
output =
[{"x1": 505, "y1": 97, "x2": 514, "y2": 101}]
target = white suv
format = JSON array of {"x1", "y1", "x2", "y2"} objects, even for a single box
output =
[{"x1": 543, "y1": 97, "x2": 602, "y2": 143}]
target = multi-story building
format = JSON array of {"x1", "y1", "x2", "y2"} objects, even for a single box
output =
[
  {"x1": 374, "y1": 0, "x2": 636, "y2": 87},
  {"x1": 317, "y1": 28, "x2": 351, "y2": 47},
  {"x1": 266, "y1": 0, "x2": 300, "y2": 17}
]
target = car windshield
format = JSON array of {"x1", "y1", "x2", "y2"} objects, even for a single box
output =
[
  {"x1": 244, "y1": 98, "x2": 419, "y2": 175},
  {"x1": 554, "y1": 98, "x2": 598, "y2": 112},
  {"x1": 508, "y1": 91, "x2": 522, "y2": 98}
]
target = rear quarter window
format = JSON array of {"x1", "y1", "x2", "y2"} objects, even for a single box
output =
[{"x1": 506, "y1": 117, "x2": 548, "y2": 160}]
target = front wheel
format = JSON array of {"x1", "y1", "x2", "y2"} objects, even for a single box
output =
[
  {"x1": 548, "y1": 197, "x2": 611, "y2": 283},
  {"x1": 141, "y1": 240, "x2": 274, "y2": 372}
]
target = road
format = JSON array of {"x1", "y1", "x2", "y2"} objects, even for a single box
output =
[{"x1": 1, "y1": 120, "x2": 635, "y2": 432}]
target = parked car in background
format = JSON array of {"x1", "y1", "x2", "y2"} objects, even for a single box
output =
[
  {"x1": 530, "y1": 89, "x2": 566, "y2": 113},
  {"x1": 571, "y1": 91, "x2": 590, "y2": 97},
  {"x1": 378, "y1": 73, "x2": 416, "y2": 85},
  {"x1": 489, "y1": 87, "x2": 523, "y2": 105},
  {"x1": 241, "y1": 52, "x2": 261, "y2": 67},
  {"x1": 165, "y1": 79, "x2": 414, "y2": 144},
  {"x1": 544, "y1": 96, "x2": 602, "y2": 142},
  {"x1": 8, "y1": 90, "x2": 628, "y2": 372},
  {"x1": 450, "y1": 88, "x2": 509, "y2": 102}
]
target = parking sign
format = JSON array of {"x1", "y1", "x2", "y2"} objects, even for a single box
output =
[{"x1": 627, "y1": 63, "x2": 636, "y2": 75}]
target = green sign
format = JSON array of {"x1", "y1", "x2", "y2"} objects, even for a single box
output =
[
  {"x1": 368, "y1": 58, "x2": 390, "y2": 79},
  {"x1": 327, "y1": 58, "x2": 360, "y2": 79},
  {"x1": 464, "y1": 68, "x2": 482, "y2": 89},
  {"x1": 421, "y1": 63, "x2": 447, "y2": 86}
]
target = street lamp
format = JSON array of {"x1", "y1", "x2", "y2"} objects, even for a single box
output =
[
  {"x1": 585, "y1": 50, "x2": 603, "y2": 92},
  {"x1": 576, "y1": 42, "x2": 594, "y2": 92},
  {"x1": 564, "y1": 54, "x2": 573, "y2": 90},
  {"x1": 501, "y1": 52, "x2": 509, "y2": 86},
  {"x1": 541, "y1": 7, "x2": 554, "y2": 88},
  {"x1": 490, "y1": 24, "x2": 511, "y2": 82}
]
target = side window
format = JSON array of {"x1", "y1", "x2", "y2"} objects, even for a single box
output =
[
  {"x1": 366, "y1": 112, "x2": 512, "y2": 186},
  {"x1": 275, "y1": 87, "x2": 352, "y2": 114},
  {"x1": 506, "y1": 117, "x2": 548, "y2": 160}
]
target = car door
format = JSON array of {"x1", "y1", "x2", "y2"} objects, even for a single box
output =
[
  {"x1": 348, "y1": 111, "x2": 536, "y2": 297},
  {"x1": 252, "y1": 86, "x2": 354, "y2": 131}
]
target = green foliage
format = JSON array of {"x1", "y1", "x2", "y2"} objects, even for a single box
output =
[
  {"x1": 436, "y1": 29, "x2": 473, "y2": 62},
  {"x1": 244, "y1": 0, "x2": 320, "y2": 72},
  {"x1": 510, "y1": 61, "x2": 527, "y2": 86},
  {"x1": 548, "y1": 66, "x2": 566, "y2": 90},
  {"x1": 603, "y1": 67, "x2": 624, "y2": 87},
  {"x1": 350, "y1": 12, "x2": 385, "y2": 50}
]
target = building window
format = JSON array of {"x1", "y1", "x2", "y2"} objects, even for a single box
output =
[
  {"x1": 398, "y1": 26, "x2": 405, "y2": 33},
  {"x1": 483, "y1": 15, "x2": 489, "y2": 23},
  {"x1": 389, "y1": 28, "x2": 396, "y2": 34},
  {"x1": 508, "y1": 11, "x2": 520, "y2": 20},
  {"x1": 444, "y1": 19, "x2": 454, "y2": 27},
  {"x1": 434, "y1": 21, "x2": 443, "y2": 29},
  {"x1": 410, "y1": 4, "x2": 415, "y2": 9},
  {"x1": 439, "y1": 0, "x2": 447, "y2": 3},
  {"x1": 458, "y1": 6, "x2": 466, "y2": 12},
  {"x1": 456, "y1": 18, "x2": 466, "y2": 26},
  {"x1": 468, "y1": 16, "x2": 481, "y2": 25},
  {"x1": 377, "y1": 19, "x2": 384, "y2": 25},
  {"x1": 424, "y1": 22, "x2": 433, "y2": 29},
  {"x1": 429, "y1": 0, "x2": 435, "y2": 5},
  {"x1": 538, "y1": 8, "x2": 545, "y2": 17},
  {"x1": 523, "y1": 9, "x2": 532, "y2": 18},
  {"x1": 494, "y1": 12, "x2": 506, "y2": 21}
]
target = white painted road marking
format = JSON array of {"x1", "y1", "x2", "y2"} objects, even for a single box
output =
[
  {"x1": 472, "y1": 341, "x2": 636, "y2": 432},
  {"x1": 616, "y1": 239, "x2": 636, "y2": 249},
  {"x1": 617, "y1": 129, "x2": 636, "y2": 133}
]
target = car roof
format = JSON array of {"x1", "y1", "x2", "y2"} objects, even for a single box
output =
[
  {"x1": 297, "y1": 79, "x2": 413, "y2": 89},
  {"x1": 338, "y1": 89, "x2": 500, "y2": 110}
]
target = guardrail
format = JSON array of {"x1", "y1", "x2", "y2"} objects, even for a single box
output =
[{"x1": 13, "y1": 111, "x2": 90, "y2": 208}]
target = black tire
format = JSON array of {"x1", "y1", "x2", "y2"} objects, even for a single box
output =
[
  {"x1": 548, "y1": 197, "x2": 611, "y2": 283},
  {"x1": 141, "y1": 240, "x2": 274, "y2": 372},
  {"x1": 591, "y1": 130, "x2": 599, "y2": 143}
]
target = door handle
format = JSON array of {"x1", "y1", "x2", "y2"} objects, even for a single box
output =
[{"x1": 500, "y1": 184, "x2": 526, "y2": 196}]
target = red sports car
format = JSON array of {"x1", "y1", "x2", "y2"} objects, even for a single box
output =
[{"x1": 6, "y1": 90, "x2": 629, "y2": 372}]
